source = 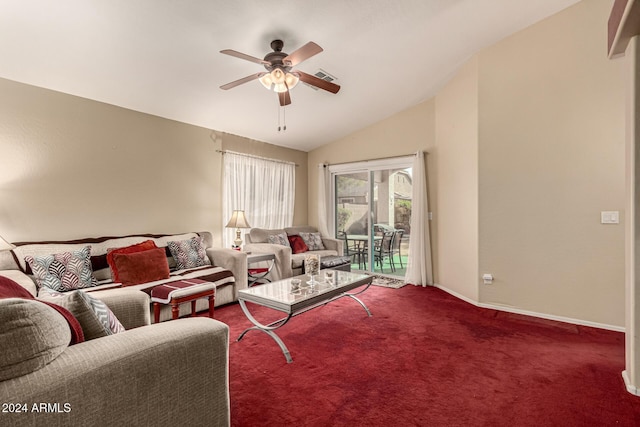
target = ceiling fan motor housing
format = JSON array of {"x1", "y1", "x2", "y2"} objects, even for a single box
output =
[{"x1": 263, "y1": 40, "x2": 291, "y2": 72}]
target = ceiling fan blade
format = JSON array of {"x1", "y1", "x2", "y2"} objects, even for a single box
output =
[
  {"x1": 295, "y1": 70, "x2": 341, "y2": 94},
  {"x1": 283, "y1": 42, "x2": 323, "y2": 66},
  {"x1": 279, "y1": 90, "x2": 291, "y2": 106},
  {"x1": 220, "y1": 72, "x2": 265, "y2": 90},
  {"x1": 220, "y1": 49, "x2": 269, "y2": 65}
]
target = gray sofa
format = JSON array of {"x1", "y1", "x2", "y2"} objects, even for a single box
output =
[
  {"x1": 244, "y1": 226, "x2": 343, "y2": 280},
  {"x1": 0, "y1": 277, "x2": 230, "y2": 426},
  {"x1": 0, "y1": 231, "x2": 248, "y2": 322}
]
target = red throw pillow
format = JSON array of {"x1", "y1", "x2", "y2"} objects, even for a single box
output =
[
  {"x1": 107, "y1": 240, "x2": 157, "y2": 282},
  {"x1": 0, "y1": 275, "x2": 84, "y2": 344},
  {"x1": 287, "y1": 235, "x2": 309, "y2": 254},
  {"x1": 112, "y1": 248, "x2": 170, "y2": 286}
]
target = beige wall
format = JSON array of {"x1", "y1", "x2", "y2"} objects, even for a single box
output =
[
  {"x1": 309, "y1": 0, "x2": 625, "y2": 328},
  {"x1": 477, "y1": 0, "x2": 625, "y2": 326},
  {"x1": 0, "y1": 78, "x2": 308, "y2": 247},
  {"x1": 624, "y1": 36, "x2": 640, "y2": 387},
  {"x1": 307, "y1": 99, "x2": 437, "y2": 273},
  {"x1": 434, "y1": 57, "x2": 479, "y2": 301}
]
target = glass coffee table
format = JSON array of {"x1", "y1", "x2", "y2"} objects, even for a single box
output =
[{"x1": 237, "y1": 271, "x2": 374, "y2": 363}]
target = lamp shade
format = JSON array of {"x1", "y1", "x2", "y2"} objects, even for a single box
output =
[
  {"x1": 225, "y1": 210, "x2": 251, "y2": 229},
  {"x1": 0, "y1": 235, "x2": 15, "y2": 251}
]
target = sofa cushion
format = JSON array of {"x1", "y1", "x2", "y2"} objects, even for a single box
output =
[
  {"x1": 167, "y1": 236, "x2": 211, "y2": 270},
  {"x1": 39, "y1": 288, "x2": 125, "y2": 340},
  {"x1": 248, "y1": 228, "x2": 287, "y2": 244},
  {"x1": 287, "y1": 235, "x2": 309, "y2": 254},
  {"x1": 0, "y1": 298, "x2": 71, "y2": 381},
  {"x1": 291, "y1": 250, "x2": 338, "y2": 270},
  {"x1": 107, "y1": 240, "x2": 158, "y2": 282},
  {"x1": 299, "y1": 232, "x2": 325, "y2": 251},
  {"x1": 112, "y1": 248, "x2": 171, "y2": 286},
  {"x1": 284, "y1": 226, "x2": 318, "y2": 236},
  {"x1": 268, "y1": 232, "x2": 291, "y2": 248},
  {"x1": 25, "y1": 246, "x2": 98, "y2": 292}
]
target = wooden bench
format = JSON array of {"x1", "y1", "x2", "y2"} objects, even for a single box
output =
[{"x1": 150, "y1": 279, "x2": 216, "y2": 322}]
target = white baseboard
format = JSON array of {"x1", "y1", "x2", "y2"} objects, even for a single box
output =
[
  {"x1": 433, "y1": 283, "x2": 625, "y2": 333},
  {"x1": 622, "y1": 371, "x2": 640, "y2": 396}
]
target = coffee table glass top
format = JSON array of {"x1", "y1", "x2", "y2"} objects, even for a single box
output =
[{"x1": 238, "y1": 271, "x2": 372, "y2": 312}]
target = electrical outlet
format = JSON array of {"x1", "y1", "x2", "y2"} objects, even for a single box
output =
[
  {"x1": 482, "y1": 274, "x2": 493, "y2": 285},
  {"x1": 601, "y1": 211, "x2": 619, "y2": 224}
]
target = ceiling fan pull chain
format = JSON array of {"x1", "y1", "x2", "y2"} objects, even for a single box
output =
[{"x1": 277, "y1": 105, "x2": 287, "y2": 132}]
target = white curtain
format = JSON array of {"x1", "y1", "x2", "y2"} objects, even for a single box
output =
[
  {"x1": 223, "y1": 151, "x2": 295, "y2": 247},
  {"x1": 404, "y1": 151, "x2": 434, "y2": 286},
  {"x1": 317, "y1": 163, "x2": 331, "y2": 237}
]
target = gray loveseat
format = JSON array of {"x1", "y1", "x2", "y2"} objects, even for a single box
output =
[{"x1": 244, "y1": 226, "x2": 343, "y2": 280}]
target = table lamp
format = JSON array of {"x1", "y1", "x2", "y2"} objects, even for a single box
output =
[{"x1": 225, "y1": 210, "x2": 251, "y2": 250}]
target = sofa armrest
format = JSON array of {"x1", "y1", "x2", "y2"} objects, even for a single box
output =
[
  {"x1": 321, "y1": 237, "x2": 344, "y2": 256},
  {"x1": 207, "y1": 247, "x2": 248, "y2": 297},
  {"x1": 244, "y1": 243, "x2": 293, "y2": 281},
  {"x1": 88, "y1": 288, "x2": 151, "y2": 329},
  {"x1": 0, "y1": 318, "x2": 230, "y2": 427}
]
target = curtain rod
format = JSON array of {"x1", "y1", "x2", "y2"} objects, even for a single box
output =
[
  {"x1": 216, "y1": 150, "x2": 299, "y2": 167},
  {"x1": 322, "y1": 152, "x2": 419, "y2": 167}
]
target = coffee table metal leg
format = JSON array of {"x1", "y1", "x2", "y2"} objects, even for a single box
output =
[
  {"x1": 322, "y1": 282, "x2": 372, "y2": 317},
  {"x1": 343, "y1": 282, "x2": 372, "y2": 316},
  {"x1": 237, "y1": 300, "x2": 294, "y2": 363},
  {"x1": 344, "y1": 294, "x2": 372, "y2": 316}
]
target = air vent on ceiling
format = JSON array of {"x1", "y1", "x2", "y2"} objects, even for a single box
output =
[{"x1": 304, "y1": 69, "x2": 338, "y2": 90}]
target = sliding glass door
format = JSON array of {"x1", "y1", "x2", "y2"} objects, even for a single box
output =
[{"x1": 331, "y1": 157, "x2": 413, "y2": 277}]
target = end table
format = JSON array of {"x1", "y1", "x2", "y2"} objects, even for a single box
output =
[{"x1": 247, "y1": 253, "x2": 276, "y2": 287}]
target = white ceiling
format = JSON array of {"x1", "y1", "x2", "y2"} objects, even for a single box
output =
[{"x1": 0, "y1": 0, "x2": 580, "y2": 152}]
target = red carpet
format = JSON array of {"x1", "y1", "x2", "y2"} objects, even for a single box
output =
[{"x1": 212, "y1": 285, "x2": 640, "y2": 426}]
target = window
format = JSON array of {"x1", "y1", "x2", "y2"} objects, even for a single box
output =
[{"x1": 223, "y1": 151, "x2": 295, "y2": 247}]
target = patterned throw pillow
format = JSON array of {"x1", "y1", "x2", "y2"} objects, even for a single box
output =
[
  {"x1": 167, "y1": 236, "x2": 211, "y2": 270},
  {"x1": 268, "y1": 232, "x2": 291, "y2": 247},
  {"x1": 25, "y1": 246, "x2": 98, "y2": 292},
  {"x1": 299, "y1": 232, "x2": 325, "y2": 251},
  {"x1": 38, "y1": 288, "x2": 125, "y2": 340}
]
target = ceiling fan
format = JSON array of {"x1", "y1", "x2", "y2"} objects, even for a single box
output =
[{"x1": 219, "y1": 39, "x2": 340, "y2": 107}]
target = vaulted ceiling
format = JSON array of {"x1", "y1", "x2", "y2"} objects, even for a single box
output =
[{"x1": 0, "y1": 0, "x2": 580, "y2": 151}]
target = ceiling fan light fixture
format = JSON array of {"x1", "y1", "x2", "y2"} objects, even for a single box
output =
[
  {"x1": 284, "y1": 72, "x2": 299, "y2": 90},
  {"x1": 259, "y1": 68, "x2": 298, "y2": 93},
  {"x1": 273, "y1": 82, "x2": 288, "y2": 93},
  {"x1": 259, "y1": 73, "x2": 273, "y2": 90},
  {"x1": 271, "y1": 68, "x2": 285, "y2": 84}
]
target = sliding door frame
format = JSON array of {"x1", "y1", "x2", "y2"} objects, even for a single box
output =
[{"x1": 328, "y1": 156, "x2": 414, "y2": 274}]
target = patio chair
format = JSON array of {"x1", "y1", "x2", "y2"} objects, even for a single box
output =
[
  {"x1": 374, "y1": 231, "x2": 395, "y2": 273},
  {"x1": 390, "y1": 229, "x2": 405, "y2": 271},
  {"x1": 338, "y1": 231, "x2": 367, "y2": 270}
]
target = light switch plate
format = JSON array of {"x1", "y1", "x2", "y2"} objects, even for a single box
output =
[{"x1": 601, "y1": 211, "x2": 619, "y2": 224}]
